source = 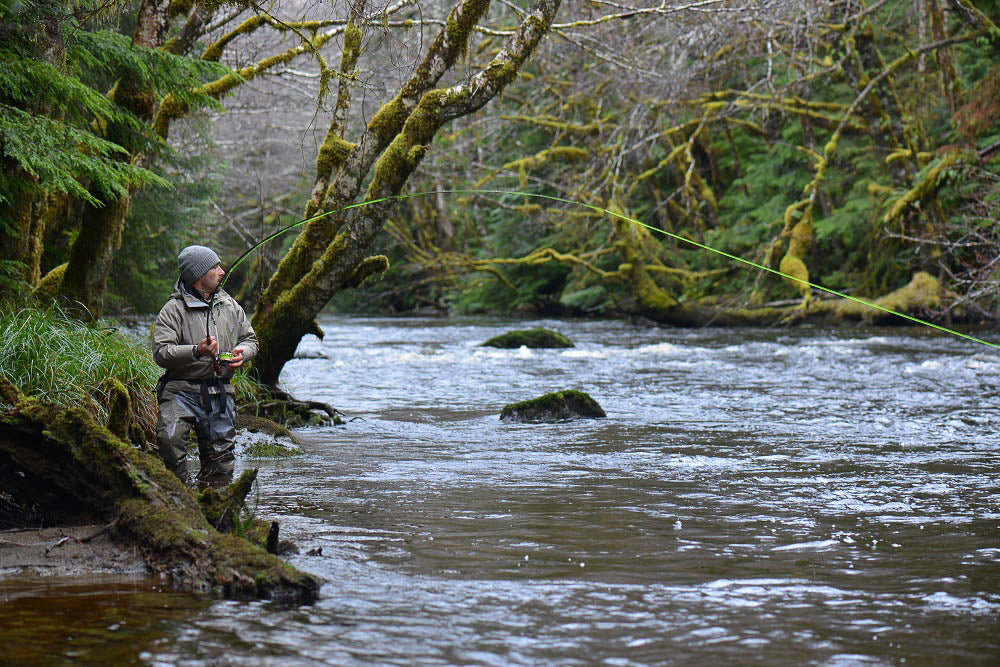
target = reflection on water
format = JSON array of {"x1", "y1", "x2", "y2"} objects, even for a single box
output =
[
  {"x1": 0, "y1": 575, "x2": 209, "y2": 664},
  {"x1": 4, "y1": 317, "x2": 1000, "y2": 664}
]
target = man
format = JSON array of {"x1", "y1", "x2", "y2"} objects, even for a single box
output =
[{"x1": 151, "y1": 245, "x2": 258, "y2": 481}]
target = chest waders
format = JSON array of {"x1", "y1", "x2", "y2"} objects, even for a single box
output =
[{"x1": 154, "y1": 288, "x2": 237, "y2": 479}]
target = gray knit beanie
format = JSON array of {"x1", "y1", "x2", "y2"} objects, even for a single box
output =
[{"x1": 178, "y1": 245, "x2": 221, "y2": 284}]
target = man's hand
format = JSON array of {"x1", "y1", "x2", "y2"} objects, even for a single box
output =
[
  {"x1": 197, "y1": 335, "x2": 219, "y2": 359},
  {"x1": 227, "y1": 348, "x2": 246, "y2": 368}
]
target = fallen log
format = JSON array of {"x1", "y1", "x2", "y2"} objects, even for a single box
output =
[{"x1": 0, "y1": 376, "x2": 319, "y2": 602}]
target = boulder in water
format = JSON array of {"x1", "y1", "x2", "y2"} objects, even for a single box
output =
[
  {"x1": 481, "y1": 328, "x2": 573, "y2": 349},
  {"x1": 500, "y1": 390, "x2": 605, "y2": 423}
]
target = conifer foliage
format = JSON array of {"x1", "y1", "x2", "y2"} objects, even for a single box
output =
[{"x1": 0, "y1": 0, "x2": 226, "y2": 301}]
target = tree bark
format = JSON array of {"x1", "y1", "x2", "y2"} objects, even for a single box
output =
[
  {"x1": 57, "y1": 194, "x2": 130, "y2": 318},
  {"x1": 251, "y1": 0, "x2": 562, "y2": 387},
  {"x1": 0, "y1": 172, "x2": 36, "y2": 284}
]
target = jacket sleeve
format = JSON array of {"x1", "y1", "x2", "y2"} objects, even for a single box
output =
[
  {"x1": 151, "y1": 302, "x2": 199, "y2": 369},
  {"x1": 232, "y1": 305, "x2": 259, "y2": 361}
]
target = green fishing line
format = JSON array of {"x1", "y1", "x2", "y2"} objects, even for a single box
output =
[{"x1": 222, "y1": 188, "x2": 1000, "y2": 350}]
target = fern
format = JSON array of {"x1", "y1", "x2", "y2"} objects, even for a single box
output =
[
  {"x1": 0, "y1": 103, "x2": 167, "y2": 205},
  {"x1": 0, "y1": 16, "x2": 233, "y2": 207},
  {"x1": 67, "y1": 29, "x2": 231, "y2": 111}
]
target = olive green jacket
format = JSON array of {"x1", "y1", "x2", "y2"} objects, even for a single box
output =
[{"x1": 151, "y1": 280, "x2": 258, "y2": 392}]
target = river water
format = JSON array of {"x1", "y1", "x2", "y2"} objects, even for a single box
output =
[{"x1": 3, "y1": 316, "x2": 1000, "y2": 665}]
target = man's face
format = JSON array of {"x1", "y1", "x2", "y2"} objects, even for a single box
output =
[{"x1": 194, "y1": 263, "x2": 225, "y2": 293}]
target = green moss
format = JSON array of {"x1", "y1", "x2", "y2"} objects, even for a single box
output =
[
  {"x1": 443, "y1": 0, "x2": 491, "y2": 57},
  {"x1": 883, "y1": 152, "x2": 968, "y2": 224},
  {"x1": 33, "y1": 262, "x2": 66, "y2": 296},
  {"x1": 105, "y1": 378, "x2": 131, "y2": 442},
  {"x1": 3, "y1": 394, "x2": 317, "y2": 600},
  {"x1": 836, "y1": 271, "x2": 942, "y2": 322},
  {"x1": 493, "y1": 59, "x2": 519, "y2": 85},
  {"x1": 235, "y1": 414, "x2": 298, "y2": 442},
  {"x1": 778, "y1": 254, "x2": 810, "y2": 295},
  {"x1": 0, "y1": 375, "x2": 23, "y2": 404},
  {"x1": 481, "y1": 328, "x2": 574, "y2": 349},
  {"x1": 58, "y1": 194, "x2": 131, "y2": 320},
  {"x1": 343, "y1": 23, "x2": 363, "y2": 56},
  {"x1": 344, "y1": 254, "x2": 389, "y2": 288},
  {"x1": 242, "y1": 440, "x2": 304, "y2": 458},
  {"x1": 369, "y1": 98, "x2": 409, "y2": 141},
  {"x1": 500, "y1": 390, "x2": 606, "y2": 423},
  {"x1": 315, "y1": 134, "x2": 356, "y2": 179},
  {"x1": 17, "y1": 396, "x2": 146, "y2": 500},
  {"x1": 630, "y1": 261, "x2": 679, "y2": 315},
  {"x1": 197, "y1": 470, "x2": 258, "y2": 533}
]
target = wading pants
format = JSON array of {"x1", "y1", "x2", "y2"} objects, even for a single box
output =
[{"x1": 156, "y1": 381, "x2": 236, "y2": 480}]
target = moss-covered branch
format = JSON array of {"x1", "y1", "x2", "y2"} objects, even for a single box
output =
[
  {"x1": 305, "y1": 12, "x2": 366, "y2": 219},
  {"x1": 254, "y1": 0, "x2": 495, "y2": 323},
  {"x1": 250, "y1": 0, "x2": 564, "y2": 386}
]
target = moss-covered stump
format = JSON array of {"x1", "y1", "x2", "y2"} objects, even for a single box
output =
[
  {"x1": 482, "y1": 328, "x2": 574, "y2": 349},
  {"x1": 0, "y1": 380, "x2": 319, "y2": 602},
  {"x1": 194, "y1": 471, "x2": 297, "y2": 554},
  {"x1": 198, "y1": 469, "x2": 259, "y2": 534},
  {"x1": 500, "y1": 390, "x2": 606, "y2": 423}
]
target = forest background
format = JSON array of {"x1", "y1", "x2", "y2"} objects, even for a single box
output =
[{"x1": 3, "y1": 0, "x2": 1000, "y2": 336}]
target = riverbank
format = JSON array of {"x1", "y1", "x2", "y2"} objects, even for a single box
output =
[{"x1": 0, "y1": 525, "x2": 146, "y2": 579}]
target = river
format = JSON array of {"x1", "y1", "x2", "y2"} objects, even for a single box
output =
[{"x1": 3, "y1": 315, "x2": 1000, "y2": 665}]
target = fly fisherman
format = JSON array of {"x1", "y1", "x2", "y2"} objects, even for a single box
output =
[{"x1": 151, "y1": 245, "x2": 258, "y2": 482}]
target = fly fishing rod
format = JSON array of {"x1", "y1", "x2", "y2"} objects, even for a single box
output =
[{"x1": 216, "y1": 189, "x2": 1000, "y2": 351}]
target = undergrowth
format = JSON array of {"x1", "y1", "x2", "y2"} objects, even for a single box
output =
[
  {"x1": 0, "y1": 300, "x2": 160, "y2": 435},
  {"x1": 0, "y1": 300, "x2": 273, "y2": 439}
]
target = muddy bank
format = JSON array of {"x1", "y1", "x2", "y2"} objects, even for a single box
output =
[
  {"x1": 0, "y1": 525, "x2": 146, "y2": 579},
  {"x1": 0, "y1": 381, "x2": 320, "y2": 601}
]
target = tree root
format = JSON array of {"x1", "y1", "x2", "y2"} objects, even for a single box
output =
[{"x1": 246, "y1": 387, "x2": 346, "y2": 427}]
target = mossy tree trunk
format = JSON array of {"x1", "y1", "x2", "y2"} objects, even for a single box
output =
[
  {"x1": 250, "y1": 0, "x2": 562, "y2": 387},
  {"x1": 0, "y1": 13, "x2": 64, "y2": 287},
  {"x1": 57, "y1": 194, "x2": 132, "y2": 318},
  {"x1": 0, "y1": 172, "x2": 37, "y2": 284},
  {"x1": 54, "y1": 0, "x2": 172, "y2": 319}
]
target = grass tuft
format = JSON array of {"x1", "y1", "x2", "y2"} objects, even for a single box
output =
[{"x1": 0, "y1": 301, "x2": 160, "y2": 436}]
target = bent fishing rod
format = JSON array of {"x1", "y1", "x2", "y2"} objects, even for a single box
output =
[{"x1": 212, "y1": 189, "x2": 1000, "y2": 352}]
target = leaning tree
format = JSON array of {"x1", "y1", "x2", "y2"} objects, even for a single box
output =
[{"x1": 247, "y1": 0, "x2": 563, "y2": 386}]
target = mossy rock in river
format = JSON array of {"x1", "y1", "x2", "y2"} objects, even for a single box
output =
[
  {"x1": 234, "y1": 414, "x2": 304, "y2": 458},
  {"x1": 481, "y1": 328, "x2": 574, "y2": 349},
  {"x1": 500, "y1": 390, "x2": 606, "y2": 423}
]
